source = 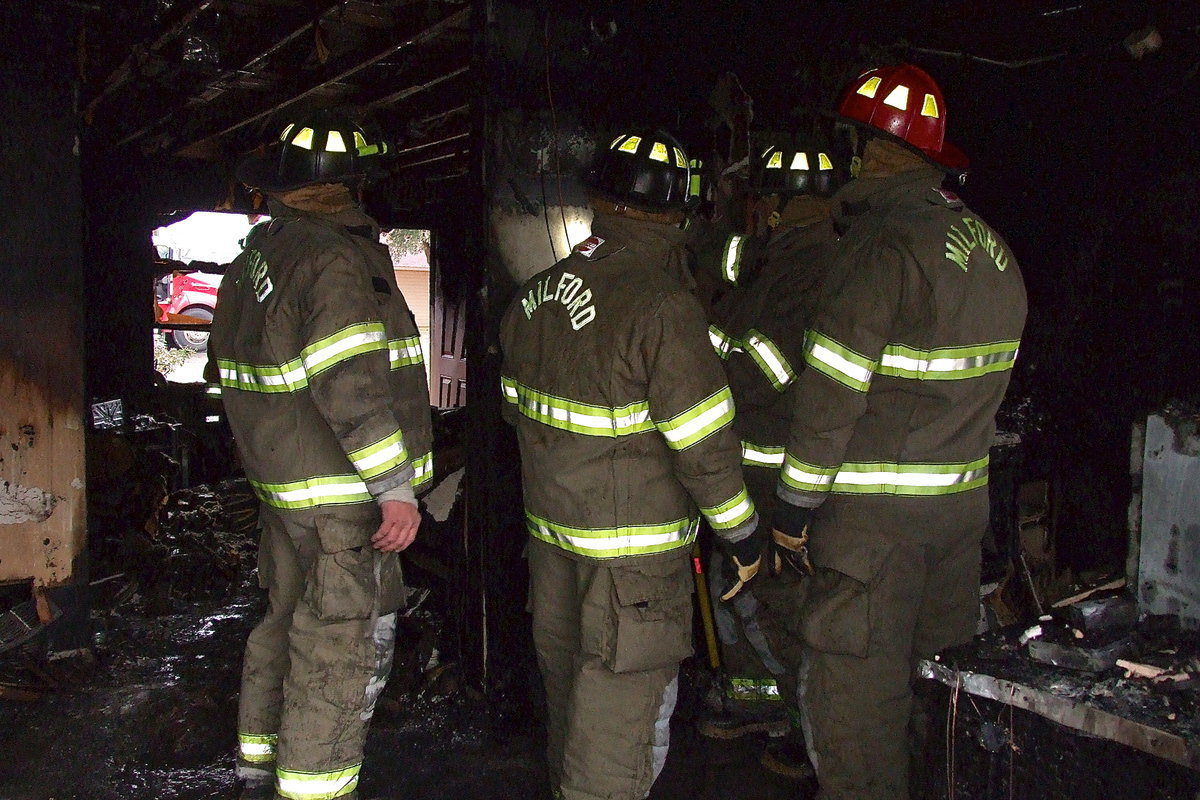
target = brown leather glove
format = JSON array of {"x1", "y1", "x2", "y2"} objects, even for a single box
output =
[
  {"x1": 769, "y1": 505, "x2": 815, "y2": 577},
  {"x1": 717, "y1": 525, "x2": 766, "y2": 602}
]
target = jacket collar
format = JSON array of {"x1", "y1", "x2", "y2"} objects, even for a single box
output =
[
  {"x1": 587, "y1": 212, "x2": 688, "y2": 259},
  {"x1": 265, "y1": 198, "x2": 380, "y2": 240},
  {"x1": 831, "y1": 167, "x2": 946, "y2": 234}
]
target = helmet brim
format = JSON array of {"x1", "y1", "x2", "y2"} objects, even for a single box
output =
[
  {"x1": 235, "y1": 148, "x2": 366, "y2": 194},
  {"x1": 821, "y1": 109, "x2": 968, "y2": 178}
]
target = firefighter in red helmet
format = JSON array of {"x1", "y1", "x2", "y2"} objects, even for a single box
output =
[{"x1": 769, "y1": 64, "x2": 1027, "y2": 799}]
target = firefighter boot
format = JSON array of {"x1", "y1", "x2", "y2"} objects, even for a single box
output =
[
  {"x1": 759, "y1": 724, "x2": 815, "y2": 780},
  {"x1": 697, "y1": 693, "x2": 790, "y2": 739}
]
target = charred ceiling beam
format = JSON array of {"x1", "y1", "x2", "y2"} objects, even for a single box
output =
[
  {"x1": 393, "y1": 130, "x2": 469, "y2": 157},
  {"x1": 174, "y1": 5, "x2": 470, "y2": 158},
  {"x1": 114, "y1": 0, "x2": 348, "y2": 149},
  {"x1": 84, "y1": 0, "x2": 216, "y2": 119},
  {"x1": 367, "y1": 64, "x2": 470, "y2": 108},
  {"x1": 391, "y1": 140, "x2": 467, "y2": 172}
]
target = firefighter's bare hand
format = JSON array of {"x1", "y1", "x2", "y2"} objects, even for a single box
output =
[{"x1": 372, "y1": 500, "x2": 420, "y2": 552}]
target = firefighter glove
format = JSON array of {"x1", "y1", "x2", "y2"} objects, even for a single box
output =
[
  {"x1": 770, "y1": 504, "x2": 815, "y2": 577},
  {"x1": 718, "y1": 525, "x2": 766, "y2": 602}
]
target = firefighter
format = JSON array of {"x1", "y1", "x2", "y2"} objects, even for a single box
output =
[
  {"x1": 770, "y1": 64, "x2": 1027, "y2": 799},
  {"x1": 212, "y1": 109, "x2": 434, "y2": 800},
  {"x1": 499, "y1": 128, "x2": 763, "y2": 800},
  {"x1": 691, "y1": 139, "x2": 846, "y2": 780}
]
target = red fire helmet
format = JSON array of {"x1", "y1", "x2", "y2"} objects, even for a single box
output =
[{"x1": 835, "y1": 63, "x2": 964, "y2": 170}]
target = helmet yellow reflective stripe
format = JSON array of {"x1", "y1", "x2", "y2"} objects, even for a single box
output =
[
  {"x1": 325, "y1": 130, "x2": 348, "y2": 152},
  {"x1": 617, "y1": 135, "x2": 641, "y2": 153}
]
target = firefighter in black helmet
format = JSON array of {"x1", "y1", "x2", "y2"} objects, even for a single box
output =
[
  {"x1": 500, "y1": 127, "x2": 762, "y2": 800},
  {"x1": 213, "y1": 108, "x2": 432, "y2": 800},
  {"x1": 689, "y1": 137, "x2": 846, "y2": 781}
]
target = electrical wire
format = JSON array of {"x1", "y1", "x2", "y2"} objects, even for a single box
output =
[
  {"x1": 543, "y1": 9, "x2": 573, "y2": 254},
  {"x1": 539, "y1": 165, "x2": 557, "y2": 262}
]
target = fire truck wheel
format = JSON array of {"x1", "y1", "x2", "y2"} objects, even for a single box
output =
[{"x1": 172, "y1": 306, "x2": 213, "y2": 352}]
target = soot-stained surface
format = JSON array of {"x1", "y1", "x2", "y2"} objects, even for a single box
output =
[{"x1": 0, "y1": 582, "x2": 813, "y2": 800}]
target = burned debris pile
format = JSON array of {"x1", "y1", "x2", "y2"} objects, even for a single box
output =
[
  {"x1": 918, "y1": 577, "x2": 1200, "y2": 799},
  {"x1": 945, "y1": 590, "x2": 1198, "y2": 740},
  {"x1": 130, "y1": 478, "x2": 260, "y2": 610}
]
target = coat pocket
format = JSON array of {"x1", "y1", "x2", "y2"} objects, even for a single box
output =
[
  {"x1": 603, "y1": 556, "x2": 695, "y2": 674},
  {"x1": 304, "y1": 515, "x2": 406, "y2": 621},
  {"x1": 799, "y1": 567, "x2": 869, "y2": 658}
]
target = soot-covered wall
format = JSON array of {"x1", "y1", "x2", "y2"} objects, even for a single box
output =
[{"x1": 0, "y1": 8, "x2": 87, "y2": 586}]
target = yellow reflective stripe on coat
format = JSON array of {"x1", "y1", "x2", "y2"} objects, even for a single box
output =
[
  {"x1": 743, "y1": 329, "x2": 796, "y2": 390},
  {"x1": 217, "y1": 356, "x2": 309, "y2": 393},
  {"x1": 275, "y1": 763, "x2": 360, "y2": 800},
  {"x1": 722, "y1": 235, "x2": 747, "y2": 284},
  {"x1": 699, "y1": 485, "x2": 755, "y2": 532},
  {"x1": 347, "y1": 429, "x2": 407, "y2": 481},
  {"x1": 500, "y1": 376, "x2": 655, "y2": 437},
  {"x1": 237, "y1": 732, "x2": 277, "y2": 763},
  {"x1": 782, "y1": 453, "x2": 990, "y2": 496},
  {"x1": 741, "y1": 441, "x2": 785, "y2": 468},
  {"x1": 803, "y1": 330, "x2": 876, "y2": 393},
  {"x1": 877, "y1": 340, "x2": 1020, "y2": 380},
  {"x1": 250, "y1": 474, "x2": 372, "y2": 509},
  {"x1": 301, "y1": 321, "x2": 387, "y2": 377},
  {"x1": 526, "y1": 510, "x2": 698, "y2": 558},
  {"x1": 780, "y1": 454, "x2": 839, "y2": 493},
  {"x1": 655, "y1": 386, "x2": 735, "y2": 450},
  {"x1": 411, "y1": 451, "x2": 433, "y2": 490},
  {"x1": 708, "y1": 325, "x2": 741, "y2": 361},
  {"x1": 216, "y1": 332, "x2": 416, "y2": 396},
  {"x1": 388, "y1": 335, "x2": 425, "y2": 369}
]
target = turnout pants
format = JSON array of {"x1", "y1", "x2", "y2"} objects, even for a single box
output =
[
  {"x1": 708, "y1": 465, "x2": 806, "y2": 717},
  {"x1": 237, "y1": 505, "x2": 405, "y2": 800},
  {"x1": 796, "y1": 491, "x2": 987, "y2": 800},
  {"x1": 528, "y1": 540, "x2": 695, "y2": 800}
]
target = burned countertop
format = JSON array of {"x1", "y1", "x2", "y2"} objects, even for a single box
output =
[{"x1": 921, "y1": 600, "x2": 1199, "y2": 771}]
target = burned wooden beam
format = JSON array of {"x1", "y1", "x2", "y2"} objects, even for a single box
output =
[
  {"x1": 174, "y1": 6, "x2": 470, "y2": 158},
  {"x1": 84, "y1": 0, "x2": 216, "y2": 118},
  {"x1": 919, "y1": 659, "x2": 1199, "y2": 770},
  {"x1": 115, "y1": 0, "x2": 347, "y2": 148}
]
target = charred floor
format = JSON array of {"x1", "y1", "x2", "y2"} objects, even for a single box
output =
[
  {"x1": 0, "y1": 467, "x2": 818, "y2": 800},
  {"x1": 3, "y1": 433, "x2": 1198, "y2": 799},
  {"x1": 4, "y1": 2, "x2": 1200, "y2": 799}
]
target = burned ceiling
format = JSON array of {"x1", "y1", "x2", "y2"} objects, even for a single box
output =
[
  {"x1": 68, "y1": 0, "x2": 473, "y2": 215},
  {"x1": 17, "y1": 0, "x2": 1200, "y2": 224}
]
